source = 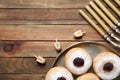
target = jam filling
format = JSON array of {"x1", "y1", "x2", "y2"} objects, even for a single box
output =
[
  {"x1": 73, "y1": 57, "x2": 84, "y2": 67},
  {"x1": 103, "y1": 62, "x2": 113, "y2": 71},
  {"x1": 57, "y1": 77, "x2": 66, "y2": 80}
]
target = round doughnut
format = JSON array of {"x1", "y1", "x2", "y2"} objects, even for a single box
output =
[
  {"x1": 45, "y1": 67, "x2": 73, "y2": 80},
  {"x1": 76, "y1": 73, "x2": 100, "y2": 80},
  {"x1": 65, "y1": 48, "x2": 92, "y2": 75},
  {"x1": 93, "y1": 52, "x2": 120, "y2": 80}
]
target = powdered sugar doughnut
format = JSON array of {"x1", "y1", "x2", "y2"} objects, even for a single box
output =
[
  {"x1": 93, "y1": 52, "x2": 120, "y2": 80},
  {"x1": 45, "y1": 67, "x2": 73, "y2": 80},
  {"x1": 76, "y1": 73, "x2": 100, "y2": 80},
  {"x1": 65, "y1": 48, "x2": 92, "y2": 75}
]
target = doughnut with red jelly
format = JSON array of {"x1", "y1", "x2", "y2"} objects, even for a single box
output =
[
  {"x1": 45, "y1": 67, "x2": 73, "y2": 80},
  {"x1": 93, "y1": 52, "x2": 120, "y2": 80},
  {"x1": 65, "y1": 48, "x2": 92, "y2": 75}
]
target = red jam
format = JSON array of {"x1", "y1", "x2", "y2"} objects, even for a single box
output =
[
  {"x1": 57, "y1": 77, "x2": 66, "y2": 80},
  {"x1": 103, "y1": 62, "x2": 113, "y2": 71},
  {"x1": 73, "y1": 57, "x2": 84, "y2": 67}
]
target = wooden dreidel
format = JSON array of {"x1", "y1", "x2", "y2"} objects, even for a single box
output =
[
  {"x1": 54, "y1": 39, "x2": 62, "y2": 52},
  {"x1": 73, "y1": 30, "x2": 86, "y2": 39},
  {"x1": 34, "y1": 55, "x2": 46, "y2": 64}
]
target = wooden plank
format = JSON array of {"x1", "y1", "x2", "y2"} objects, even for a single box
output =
[
  {"x1": 0, "y1": 74, "x2": 45, "y2": 80},
  {"x1": 0, "y1": 53, "x2": 120, "y2": 73},
  {"x1": 0, "y1": 8, "x2": 90, "y2": 25},
  {"x1": 0, "y1": 9, "x2": 83, "y2": 20},
  {"x1": 0, "y1": 8, "x2": 118, "y2": 25},
  {"x1": 0, "y1": 25, "x2": 103, "y2": 40},
  {"x1": 0, "y1": 0, "x2": 90, "y2": 8},
  {"x1": 0, "y1": 41, "x2": 119, "y2": 57},
  {"x1": 0, "y1": 74, "x2": 120, "y2": 80},
  {"x1": 0, "y1": 19, "x2": 90, "y2": 25},
  {"x1": 0, "y1": 58, "x2": 54, "y2": 74},
  {"x1": 0, "y1": 42, "x2": 74, "y2": 57},
  {"x1": 0, "y1": 0, "x2": 118, "y2": 8}
]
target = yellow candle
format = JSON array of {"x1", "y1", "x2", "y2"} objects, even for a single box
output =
[
  {"x1": 94, "y1": 0, "x2": 119, "y2": 24},
  {"x1": 114, "y1": 0, "x2": 120, "y2": 7},
  {"x1": 86, "y1": 5, "x2": 110, "y2": 32},
  {"x1": 79, "y1": 10, "x2": 105, "y2": 36},
  {"x1": 90, "y1": 1, "x2": 113, "y2": 27},
  {"x1": 104, "y1": 0, "x2": 120, "y2": 16}
]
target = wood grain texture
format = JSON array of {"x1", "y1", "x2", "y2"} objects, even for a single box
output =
[
  {"x1": 0, "y1": 9, "x2": 83, "y2": 20},
  {"x1": 0, "y1": 25, "x2": 103, "y2": 40},
  {"x1": 0, "y1": 74, "x2": 45, "y2": 80},
  {"x1": 0, "y1": 8, "x2": 90, "y2": 25},
  {"x1": 0, "y1": 19, "x2": 89, "y2": 25},
  {"x1": 0, "y1": 0, "x2": 118, "y2": 8},
  {"x1": 0, "y1": 42, "x2": 74, "y2": 57},
  {"x1": 0, "y1": 8, "x2": 119, "y2": 25},
  {"x1": 0, "y1": 0, "x2": 90, "y2": 8},
  {"x1": 0, "y1": 41, "x2": 119, "y2": 58},
  {"x1": 0, "y1": 58, "x2": 54, "y2": 74},
  {"x1": 0, "y1": 74, "x2": 120, "y2": 80}
]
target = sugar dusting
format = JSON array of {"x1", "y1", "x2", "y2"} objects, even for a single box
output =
[
  {"x1": 65, "y1": 48, "x2": 92, "y2": 75},
  {"x1": 46, "y1": 67, "x2": 73, "y2": 80},
  {"x1": 95, "y1": 54, "x2": 120, "y2": 80}
]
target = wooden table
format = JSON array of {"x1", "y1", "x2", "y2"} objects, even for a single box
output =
[{"x1": 0, "y1": 0, "x2": 119, "y2": 80}]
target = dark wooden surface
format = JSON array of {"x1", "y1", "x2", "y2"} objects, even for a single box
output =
[{"x1": 0, "y1": 0, "x2": 119, "y2": 80}]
